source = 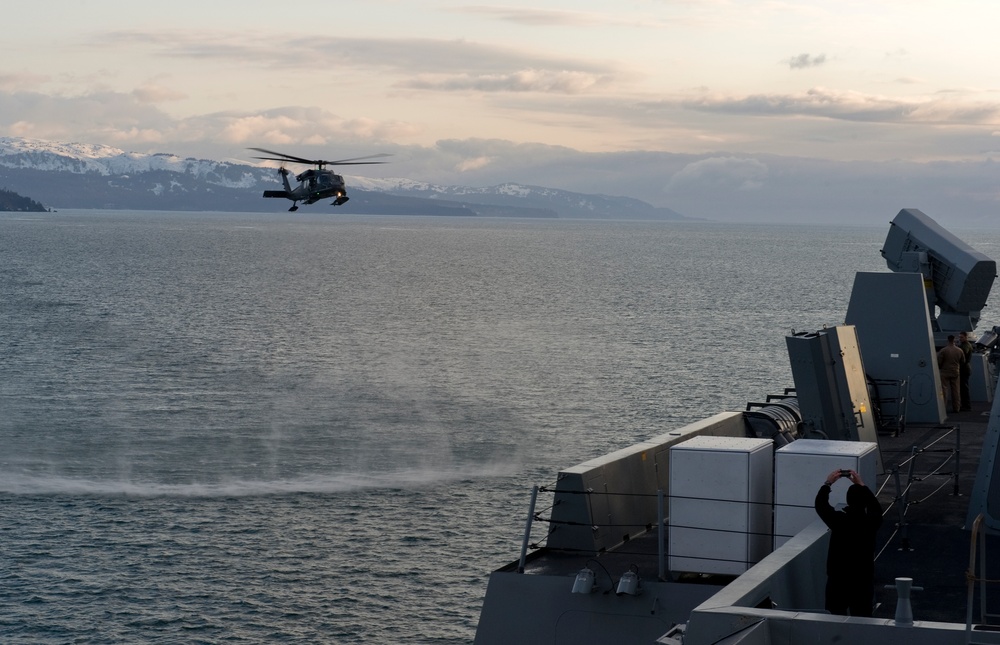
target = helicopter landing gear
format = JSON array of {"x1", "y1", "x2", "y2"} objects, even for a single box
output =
[
  {"x1": 332, "y1": 196, "x2": 349, "y2": 206},
  {"x1": 288, "y1": 204, "x2": 299, "y2": 212}
]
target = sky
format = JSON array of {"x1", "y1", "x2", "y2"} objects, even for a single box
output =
[{"x1": 3, "y1": 0, "x2": 1000, "y2": 225}]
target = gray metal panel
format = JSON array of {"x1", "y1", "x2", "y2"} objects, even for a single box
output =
[
  {"x1": 474, "y1": 572, "x2": 721, "y2": 645},
  {"x1": 846, "y1": 271, "x2": 945, "y2": 424},
  {"x1": 668, "y1": 437, "x2": 773, "y2": 575},
  {"x1": 971, "y1": 353, "x2": 995, "y2": 403},
  {"x1": 786, "y1": 325, "x2": 883, "y2": 472},
  {"x1": 967, "y1": 379, "x2": 1000, "y2": 532},
  {"x1": 786, "y1": 332, "x2": 839, "y2": 437},
  {"x1": 773, "y1": 440, "x2": 878, "y2": 547},
  {"x1": 549, "y1": 472, "x2": 598, "y2": 552},
  {"x1": 682, "y1": 522, "x2": 1000, "y2": 644},
  {"x1": 547, "y1": 413, "x2": 746, "y2": 554}
]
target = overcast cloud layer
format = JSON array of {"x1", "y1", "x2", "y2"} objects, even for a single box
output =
[{"x1": 2, "y1": 1, "x2": 1000, "y2": 226}]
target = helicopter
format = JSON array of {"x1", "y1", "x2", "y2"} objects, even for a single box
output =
[{"x1": 249, "y1": 148, "x2": 390, "y2": 211}]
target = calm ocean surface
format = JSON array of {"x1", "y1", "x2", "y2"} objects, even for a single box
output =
[{"x1": 2, "y1": 210, "x2": 995, "y2": 643}]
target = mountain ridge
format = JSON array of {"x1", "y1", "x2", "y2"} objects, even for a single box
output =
[{"x1": 0, "y1": 137, "x2": 691, "y2": 220}]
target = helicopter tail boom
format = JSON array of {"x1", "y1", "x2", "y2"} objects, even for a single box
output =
[{"x1": 263, "y1": 190, "x2": 290, "y2": 198}]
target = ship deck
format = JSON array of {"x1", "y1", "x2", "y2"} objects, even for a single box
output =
[
  {"x1": 514, "y1": 400, "x2": 1000, "y2": 628},
  {"x1": 873, "y1": 400, "x2": 1000, "y2": 625}
]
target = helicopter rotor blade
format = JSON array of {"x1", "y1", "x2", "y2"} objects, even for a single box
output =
[
  {"x1": 247, "y1": 148, "x2": 316, "y2": 165},
  {"x1": 323, "y1": 153, "x2": 393, "y2": 166},
  {"x1": 248, "y1": 148, "x2": 391, "y2": 167}
]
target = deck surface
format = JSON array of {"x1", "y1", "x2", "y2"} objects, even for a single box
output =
[{"x1": 873, "y1": 401, "x2": 1000, "y2": 624}]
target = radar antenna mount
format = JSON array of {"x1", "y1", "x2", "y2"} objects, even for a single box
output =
[{"x1": 881, "y1": 208, "x2": 997, "y2": 337}]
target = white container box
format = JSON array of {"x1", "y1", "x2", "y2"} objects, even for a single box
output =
[
  {"x1": 668, "y1": 436, "x2": 774, "y2": 575},
  {"x1": 773, "y1": 439, "x2": 879, "y2": 548}
]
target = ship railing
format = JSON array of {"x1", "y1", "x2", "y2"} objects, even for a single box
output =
[
  {"x1": 967, "y1": 513, "x2": 1000, "y2": 640},
  {"x1": 520, "y1": 425, "x2": 964, "y2": 578},
  {"x1": 876, "y1": 424, "x2": 962, "y2": 555},
  {"x1": 519, "y1": 483, "x2": 670, "y2": 574},
  {"x1": 523, "y1": 485, "x2": 809, "y2": 580}
]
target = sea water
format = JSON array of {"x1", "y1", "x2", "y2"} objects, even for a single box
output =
[{"x1": 1, "y1": 210, "x2": 990, "y2": 643}]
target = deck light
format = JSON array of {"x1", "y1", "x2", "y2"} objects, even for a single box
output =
[
  {"x1": 571, "y1": 568, "x2": 596, "y2": 594},
  {"x1": 617, "y1": 566, "x2": 641, "y2": 596}
]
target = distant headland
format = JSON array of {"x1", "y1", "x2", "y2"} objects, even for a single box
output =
[{"x1": 0, "y1": 188, "x2": 49, "y2": 212}]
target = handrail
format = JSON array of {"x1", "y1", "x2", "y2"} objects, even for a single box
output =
[
  {"x1": 966, "y1": 512, "x2": 982, "y2": 642},
  {"x1": 966, "y1": 512, "x2": 1000, "y2": 642},
  {"x1": 517, "y1": 485, "x2": 539, "y2": 573},
  {"x1": 519, "y1": 426, "x2": 964, "y2": 575},
  {"x1": 881, "y1": 425, "x2": 962, "y2": 553}
]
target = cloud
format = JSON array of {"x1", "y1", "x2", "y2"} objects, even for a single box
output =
[
  {"x1": 0, "y1": 72, "x2": 50, "y2": 91},
  {"x1": 676, "y1": 87, "x2": 1000, "y2": 125},
  {"x1": 393, "y1": 138, "x2": 582, "y2": 185},
  {"x1": 205, "y1": 107, "x2": 421, "y2": 146},
  {"x1": 787, "y1": 53, "x2": 827, "y2": 69},
  {"x1": 104, "y1": 127, "x2": 165, "y2": 144},
  {"x1": 0, "y1": 90, "x2": 174, "y2": 143},
  {"x1": 665, "y1": 156, "x2": 769, "y2": 193},
  {"x1": 449, "y1": 6, "x2": 663, "y2": 28},
  {"x1": 84, "y1": 30, "x2": 274, "y2": 65},
  {"x1": 389, "y1": 140, "x2": 1000, "y2": 227},
  {"x1": 132, "y1": 84, "x2": 188, "y2": 103},
  {"x1": 454, "y1": 155, "x2": 492, "y2": 172},
  {"x1": 399, "y1": 69, "x2": 612, "y2": 94},
  {"x1": 88, "y1": 30, "x2": 618, "y2": 78},
  {"x1": 0, "y1": 90, "x2": 417, "y2": 155}
]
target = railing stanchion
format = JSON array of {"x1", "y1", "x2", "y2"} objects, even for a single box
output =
[
  {"x1": 954, "y1": 425, "x2": 962, "y2": 497},
  {"x1": 658, "y1": 489, "x2": 666, "y2": 581},
  {"x1": 518, "y1": 485, "x2": 539, "y2": 573}
]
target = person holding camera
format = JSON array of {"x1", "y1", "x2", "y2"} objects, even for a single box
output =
[{"x1": 814, "y1": 468, "x2": 883, "y2": 616}]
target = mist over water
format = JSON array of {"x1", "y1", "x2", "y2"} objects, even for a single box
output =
[
  {"x1": 0, "y1": 467, "x2": 516, "y2": 497},
  {"x1": 2, "y1": 210, "x2": 952, "y2": 643}
]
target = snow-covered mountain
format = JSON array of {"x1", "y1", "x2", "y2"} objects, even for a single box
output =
[
  {"x1": 352, "y1": 175, "x2": 687, "y2": 220},
  {"x1": 0, "y1": 137, "x2": 268, "y2": 186},
  {"x1": 0, "y1": 137, "x2": 688, "y2": 219}
]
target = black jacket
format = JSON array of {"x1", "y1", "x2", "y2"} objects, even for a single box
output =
[{"x1": 814, "y1": 483, "x2": 882, "y2": 579}]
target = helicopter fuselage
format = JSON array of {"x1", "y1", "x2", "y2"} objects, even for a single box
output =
[
  {"x1": 262, "y1": 167, "x2": 349, "y2": 208},
  {"x1": 251, "y1": 147, "x2": 388, "y2": 211},
  {"x1": 291, "y1": 168, "x2": 347, "y2": 204}
]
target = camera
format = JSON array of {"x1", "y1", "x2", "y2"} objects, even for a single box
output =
[{"x1": 839, "y1": 469, "x2": 851, "y2": 477}]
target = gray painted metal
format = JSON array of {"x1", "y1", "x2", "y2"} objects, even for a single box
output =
[
  {"x1": 474, "y1": 570, "x2": 722, "y2": 645},
  {"x1": 846, "y1": 271, "x2": 946, "y2": 424},
  {"x1": 785, "y1": 325, "x2": 884, "y2": 472},
  {"x1": 773, "y1": 439, "x2": 878, "y2": 548},
  {"x1": 546, "y1": 412, "x2": 746, "y2": 554},
  {"x1": 667, "y1": 437, "x2": 773, "y2": 576},
  {"x1": 971, "y1": 353, "x2": 995, "y2": 404},
  {"x1": 967, "y1": 380, "x2": 1000, "y2": 533},
  {"x1": 684, "y1": 523, "x2": 1000, "y2": 645},
  {"x1": 882, "y1": 208, "x2": 996, "y2": 335},
  {"x1": 479, "y1": 518, "x2": 1000, "y2": 644}
]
